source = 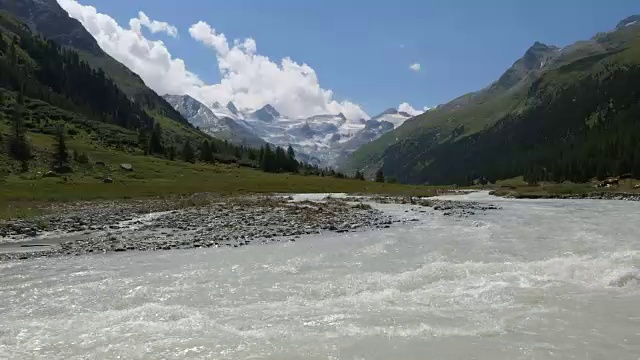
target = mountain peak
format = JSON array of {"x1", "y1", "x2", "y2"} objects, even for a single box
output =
[
  {"x1": 493, "y1": 41, "x2": 559, "y2": 91},
  {"x1": 616, "y1": 15, "x2": 640, "y2": 30},
  {"x1": 252, "y1": 104, "x2": 281, "y2": 122},
  {"x1": 226, "y1": 101, "x2": 239, "y2": 115},
  {"x1": 163, "y1": 94, "x2": 219, "y2": 127},
  {"x1": 337, "y1": 112, "x2": 347, "y2": 121},
  {"x1": 381, "y1": 108, "x2": 398, "y2": 115},
  {"x1": 211, "y1": 101, "x2": 222, "y2": 109}
]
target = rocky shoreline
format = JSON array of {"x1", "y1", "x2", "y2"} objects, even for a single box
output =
[
  {"x1": 0, "y1": 195, "x2": 398, "y2": 261},
  {"x1": 0, "y1": 193, "x2": 504, "y2": 262},
  {"x1": 492, "y1": 191, "x2": 640, "y2": 201}
]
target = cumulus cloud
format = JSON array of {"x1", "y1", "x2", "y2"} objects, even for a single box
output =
[
  {"x1": 130, "y1": 11, "x2": 178, "y2": 38},
  {"x1": 56, "y1": 0, "x2": 368, "y2": 120},
  {"x1": 58, "y1": 0, "x2": 202, "y2": 97},
  {"x1": 188, "y1": 21, "x2": 368, "y2": 120},
  {"x1": 409, "y1": 63, "x2": 421, "y2": 72},
  {"x1": 398, "y1": 102, "x2": 429, "y2": 116}
]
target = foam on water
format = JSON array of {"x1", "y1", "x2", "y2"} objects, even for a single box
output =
[{"x1": 1, "y1": 194, "x2": 639, "y2": 359}]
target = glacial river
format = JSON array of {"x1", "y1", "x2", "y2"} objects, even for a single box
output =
[{"x1": 1, "y1": 192, "x2": 638, "y2": 359}]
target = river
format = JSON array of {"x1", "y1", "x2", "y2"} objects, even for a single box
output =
[{"x1": 1, "y1": 192, "x2": 638, "y2": 359}]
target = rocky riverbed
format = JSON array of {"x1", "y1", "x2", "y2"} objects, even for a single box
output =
[
  {"x1": 0, "y1": 195, "x2": 393, "y2": 261},
  {"x1": 354, "y1": 195, "x2": 501, "y2": 217},
  {"x1": 491, "y1": 190, "x2": 640, "y2": 201},
  {"x1": 0, "y1": 193, "x2": 503, "y2": 261}
]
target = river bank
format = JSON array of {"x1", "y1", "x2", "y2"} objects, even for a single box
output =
[
  {"x1": 491, "y1": 189, "x2": 640, "y2": 201},
  {"x1": 1, "y1": 192, "x2": 638, "y2": 359},
  {"x1": 0, "y1": 193, "x2": 500, "y2": 261},
  {"x1": 0, "y1": 195, "x2": 390, "y2": 261}
]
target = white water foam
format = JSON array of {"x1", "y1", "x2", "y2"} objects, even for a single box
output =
[{"x1": 1, "y1": 195, "x2": 639, "y2": 359}]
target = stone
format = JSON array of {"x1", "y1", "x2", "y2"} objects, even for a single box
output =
[
  {"x1": 43, "y1": 171, "x2": 58, "y2": 178},
  {"x1": 120, "y1": 163, "x2": 134, "y2": 171},
  {"x1": 103, "y1": 178, "x2": 113, "y2": 183}
]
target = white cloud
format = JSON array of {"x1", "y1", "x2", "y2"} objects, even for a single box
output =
[
  {"x1": 130, "y1": 11, "x2": 178, "y2": 38},
  {"x1": 57, "y1": 0, "x2": 202, "y2": 97},
  {"x1": 56, "y1": 0, "x2": 369, "y2": 120},
  {"x1": 398, "y1": 102, "x2": 429, "y2": 116},
  {"x1": 409, "y1": 63, "x2": 421, "y2": 72},
  {"x1": 188, "y1": 21, "x2": 368, "y2": 120}
]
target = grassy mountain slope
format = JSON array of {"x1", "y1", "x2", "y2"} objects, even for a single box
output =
[
  {"x1": 0, "y1": 0, "x2": 191, "y2": 128},
  {"x1": 345, "y1": 16, "x2": 640, "y2": 184},
  {"x1": 0, "y1": 10, "x2": 216, "y2": 153},
  {"x1": 0, "y1": 8, "x2": 436, "y2": 219}
]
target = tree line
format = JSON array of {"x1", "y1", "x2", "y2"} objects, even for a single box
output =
[
  {"x1": 0, "y1": 17, "x2": 384, "y2": 183},
  {"x1": 378, "y1": 56, "x2": 640, "y2": 185}
]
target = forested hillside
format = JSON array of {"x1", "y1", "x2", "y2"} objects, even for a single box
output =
[
  {"x1": 0, "y1": 0, "x2": 189, "y2": 127},
  {"x1": 0, "y1": 9, "x2": 355, "y2": 182},
  {"x1": 345, "y1": 16, "x2": 640, "y2": 185}
]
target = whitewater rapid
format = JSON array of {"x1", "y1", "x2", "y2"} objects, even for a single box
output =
[{"x1": 1, "y1": 193, "x2": 638, "y2": 359}]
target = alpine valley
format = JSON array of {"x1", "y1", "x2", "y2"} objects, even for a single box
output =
[
  {"x1": 163, "y1": 94, "x2": 414, "y2": 167},
  {"x1": 344, "y1": 15, "x2": 640, "y2": 185}
]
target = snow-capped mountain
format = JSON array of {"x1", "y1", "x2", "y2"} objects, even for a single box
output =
[
  {"x1": 371, "y1": 108, "x2": 413, "y2": 128},
  {"x1": 250, "y1": 104, "x2": 281, "y2": 122},
  {"x1": 164, "y1": 95, "x2": 413, "y2": 166},
  {"x1": 163, "y1": 95, "x2": 266, "y2": 148}
]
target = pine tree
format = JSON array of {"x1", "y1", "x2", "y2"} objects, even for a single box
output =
[
  {"x1": 138, "y1": 129, "x2": 149, "y2": 154},
  {"x1": 354, "y1": 170, "x2": 365, "y2": 181},
  {"x1": 286, "y1": 145, "x2": 298, "y2": 173},
  {"x1": 199, "y1": 140, "x2": 213, "y2": 163},
  {"x1": 182, "y1": 139, "x2": 195, "y2": 163},
  {"x1": 167, "y1": 145, "x2": 176, "y2": 161},
  {"x1": 9, "y1": 89, "x2": 30, "y2": 172},
  {"x1": 52, "y1": 126, "x2": 70, "y2": 172},
  {"x1": 261, "y1": 144, "x2": 274, "y2": 172},
  {"x1": 248, "y1": 149, "x2": 257, "y2": 161},
  {"x1": 148, "y1": 123, "x2": 163, "y2": 155},
  {"x1": 375, "y1": 168, "x2": 385, "y2": 183},
  {"x1": 275, "y1": 146, "x2": 286, "y2": 172}
]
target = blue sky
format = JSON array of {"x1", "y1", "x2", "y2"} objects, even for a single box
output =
[{"x1": 66, "y1": 0, "x2": 639, "y2": 117}]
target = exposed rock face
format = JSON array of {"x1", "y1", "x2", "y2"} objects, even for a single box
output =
[
  {"x1": 251, "y1": 104, "x2": 281, "y2": 122},
  {"x1": 0, "y1": 0, "x2": 103, "y2": 55},
  {"x1": 0, "y1": 0, "x2": 191, "y2": 126},
  {"x1": 616, "y1": 15, "x2": 640, "y2": 30},
  {"x1": 163, "y1": 95, "x2": 266, "y2": 147}
]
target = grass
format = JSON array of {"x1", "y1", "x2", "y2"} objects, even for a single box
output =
[
  {"x1": 0, "y1": 163, "x2": 441, "y2": 220},
  {"x1": 490, "y1": 177, "x2": 640, "y2": 198},
  {"x1": 0, "y1": 122, "x2": 442, "y2": 220},
  {"x1": 0, "y1": 93, "x2": 449, "y2": 221}
]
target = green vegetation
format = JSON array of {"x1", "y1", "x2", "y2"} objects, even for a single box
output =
[
  {"x1": 0, "y1": 9, "x2": 440, "y2": 220},
  {"x1": 345, "y1": 18, "x2": 640, "y2": 186},
  {"x1": 375, "y1": 168, "x2": 385, "y2": 183},
  {"x1": 490, "y1": 177, "x2": 640, "y2": 199},
  {"x1": 0, "y1": 142, "x2": 439, "y2": 220}
]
